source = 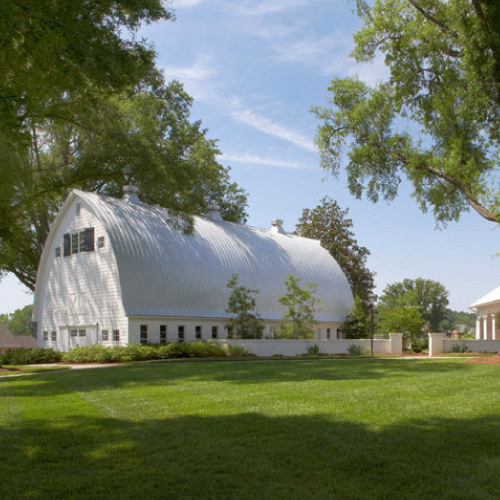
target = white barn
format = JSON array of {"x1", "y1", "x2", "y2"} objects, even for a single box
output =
[{"x1": 33, "y1": 187, "x2": 354, "y2": 351}]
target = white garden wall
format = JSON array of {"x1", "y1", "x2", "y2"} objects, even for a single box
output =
[
  {"x1": 429, "y1": 333, "x2": 500, "y2": 356},
  {"x1": 220, "y1": 334, "x2": 403, "y2": 357}
]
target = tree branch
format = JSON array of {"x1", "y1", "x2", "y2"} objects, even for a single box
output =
[{"x1": 394, "y1": 152, "x2": 499, "y2": 223}]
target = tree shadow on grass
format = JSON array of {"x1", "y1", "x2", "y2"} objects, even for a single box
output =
[
  {"x1": 0, "y1": 358, "x2": 475, "y2": 399},
  {"x1": 0, "y1": 411, "x2": 499, "y2": 500}
]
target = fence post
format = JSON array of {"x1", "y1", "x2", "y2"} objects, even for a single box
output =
[
  {"x1": 389, "y1": 333, "x2": 403, "y2": 356},
  {"x1": 428, "y1": 333, "x2": 444, "y2": 357}
]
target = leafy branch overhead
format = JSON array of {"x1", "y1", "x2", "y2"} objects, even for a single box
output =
[
  {"x1": 0, "y1": 1, "x2": 248, "y2": 290},
  {"x1": 313, "y1": 0, "x2": 500, "y2": 225}
]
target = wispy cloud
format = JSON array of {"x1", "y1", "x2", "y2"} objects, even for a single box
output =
[
  {"x1": 229, "y1": 108, "x2": 316, "y2": 152},
  {"x1": 267, "y1": 32, "x2": 353, "y2": 76},
  {"x1": 162, "y1": 58, "x2": 214, "y2": 82},
  {"x1": 346, "y1": 55, "x2": 391, "y2": 86},
  {"x1": 220, "y1": 152, "x2": 316, "y2": 170},
  {"x1": 171, "y1": 0, "x2": 205, "y2": 8},
  {"x1": 230, "y1": 0, "x2": 316, "y2": 16}
]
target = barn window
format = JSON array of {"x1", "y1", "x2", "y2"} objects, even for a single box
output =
[
  {"x1": 102, "y1": 330, "x2": 109, "y2": 342},
  {"x1": 51, "y1": 331, "x2": 57, "y2": 342},
  {"x1": 195, "y1": 326, "x2": 202, "y2": 339},
  {"x1": 211, "y1": 326, "x2": 218, "y2": 339},
  {"x1": 70, "y1": 329, "x2": 78, "y2": 337},
  {"x1": 43, "y1": 331, "x2": 49, "y2": 341},
  {"x1": 140, "y1": 325, "x2": 148, "y2": 344},
  {"x1": 178, "y1": 326, "x2": 185, "y2": 342},
  {"x1": 79, "y1": 228, "x2": 95, "y2": 252},
  {"x1": 63, "y1": 234, "x2": 71, "y2": 256},
  {"x1": 55, "y1": 247, "x2": 61, "y2": 258},
  {"x1": 79, "y1": 231, "x2": 87, "y2": 252},
  {"x1": 113, "y1": 330, "x2": 120, "y2": 342},
  {"x1": 78, "y1": 329, "x2": 86, "y2": 337},
  {"x1": 326, "y1": 328, "x2": 331, "y2": 340},
  {"x1": 71, "y1": 233, "x2": 79, "y2": 254},
  {"x1": 160, "y1": 325, "x2": 167, "y2": 344},
  {"x1": 98, "y1": 236, "x2": 105, "y2": 249}
]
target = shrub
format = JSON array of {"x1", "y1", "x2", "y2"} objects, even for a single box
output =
[
  {"x1": 188, "y1": 341, "x2": 226, "y2": 358},
  {"x1": 58, "y1": 341, "x2": 252, "y2": 364},
  {"x1": 0, "y1": 348, "x2": 62, "y2": 365},
  {"x1": 347, "y1": 344, "x2": 366, "y2": 356},
  {"x1": 306, "y1": 344, "x2": 320, "y2": 355},
  {"x1": 451, "y1": 342, "x2": 470, "y2": 353},
  {"x1": 226, "y1": 344, "x2": 251, "y2": 357}
]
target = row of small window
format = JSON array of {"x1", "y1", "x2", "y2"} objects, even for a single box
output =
[
  {"x1": 101, "y1": 330, "x2": 120, "y2": 342},
  {"x1": 43, "y1": 331, "x2": 58, "y2": 341},
  {"x1": 43, "y1": 329, "x2": 120, "y2": 342},
  {"x1": 140, "y1": 325, "x2": 219, "y2": 344},
  {"x1": 55, "y1": 228, "x2": 105, "y2": 257}
]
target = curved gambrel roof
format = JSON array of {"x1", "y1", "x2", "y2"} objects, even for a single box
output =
[{"x1": 40, "y1": 190, "x2": 354, "y2": 321}]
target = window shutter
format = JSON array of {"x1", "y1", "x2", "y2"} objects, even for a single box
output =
[{"x1": 63, "y1": 234, "x2": 71, "y2": 256}]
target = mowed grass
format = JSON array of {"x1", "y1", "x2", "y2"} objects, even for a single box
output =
[{"x1": 1, "y1": 359, "x2": 500, "y2": 500}]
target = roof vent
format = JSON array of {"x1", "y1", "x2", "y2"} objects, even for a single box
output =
[
  {"x1": 271, "y1": 218, "x2": 286, "y2": 234},
  {"x1": 122, "y1": 185, "x2": 141, "y2": 204},
  {"x1": 207, "y1": 202, "x2": 223, "y2": 222}
]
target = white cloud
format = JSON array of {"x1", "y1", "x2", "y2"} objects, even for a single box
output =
[
  {"x1": 170, "y1": 0, "x2": 205, "y2": 8},
  {"x1": 346, "y1": 56, "x2": 391, "y2": 86},
  {"x1": 229, "y1": 108, "x2": 316, "y2": 152},
  {"x1": 269, "y1": 33, "x2": 353, "y2": 76},
  {"x1": 220, "y1": 153, "x2": 315, "y2": 170},
  {"x1": 162, "y1": 58, "x2": 214, "y2": 82},
  {"x1": 230, "y1": 0, "x2": 316, "y2": 16}
]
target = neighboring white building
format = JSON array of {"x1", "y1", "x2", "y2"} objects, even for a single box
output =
[
  {"x1": 33, "y1": 187, "x2": 354, "y2": 351},
  {"x1": 470, "y1": 286, "x2": 500, "y2": 340}
]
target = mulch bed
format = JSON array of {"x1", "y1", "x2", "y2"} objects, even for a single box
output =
[
  {"x1": 0, "y1": 367, "x2": 21, "y2": 374},
  {"x1": 467, "y1": 356, "x2": 500, "y2": 365}
]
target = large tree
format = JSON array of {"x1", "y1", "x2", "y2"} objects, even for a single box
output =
[
  {"x1": 0, "y1": 2, "x2": 248, "y2": 291},
  {"x1": 313, "y1": 0, "x2": 500, "y2": 226},
  {"x1": 1, "y1": 0, "x2": 170, "y2": 140},
  {"x1": 377, "y1": 278, "x2": 449, "y2": 332},
  {"x1": 0, "y1": 82, "x2": 248, "y2": 291},
  {"x1": 295, "y1": 197, "x2": 375, "y2": 305}
]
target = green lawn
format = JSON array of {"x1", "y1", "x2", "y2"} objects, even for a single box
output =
[{"x1": 1, "y1": 359, "x2": 500, "y2": 499}]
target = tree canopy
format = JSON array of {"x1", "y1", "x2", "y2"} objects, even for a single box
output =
[
  {"x1": 341, "y1": 296, "x2": 370, "y2": 339},
  {"x1": 378, "y1": 305, "x2": 425, "y2": 340},
  {"x1": 1, "y1": 0, "x2": 171, "y2": 140},
  {"x1": 0, "y1": 1, "x2": 248, "y2": 291},
  {"x1": 313, "y1": 0, "x2": 500, "y2": 226},
  {"x1": 377, "y1": 278, "x2": 449, "y2": 332},
  {"x1": 295, "y1": 197, "x2": 375, "y2": 306},
  {"x1": 0, "y1": 305, "x2": 34, "y2": 336}
]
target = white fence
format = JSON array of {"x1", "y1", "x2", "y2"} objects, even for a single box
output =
[
  {"x1": 429, "y1": 333, "x2": 500, "y2": 356},
  {"x1": 220, "y1": 333, "x2": 403, "y2": 357}
]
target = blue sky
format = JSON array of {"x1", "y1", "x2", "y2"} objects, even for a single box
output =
[{"x1": 1, "y1": 0, "x2": 499, "y2": 314}]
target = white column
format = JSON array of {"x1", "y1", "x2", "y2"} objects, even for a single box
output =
[
  {"x1": 428, "y1": 333, "x2": 444, "y2": 357},
  {"x1": 476, "y1": 317, "x2": 481, "y2": 339},
  {"x1": 389, "y1": 333, "x2": 403, "y2": 356},
  {"x1": 483, "y1": 316, "x2": 489, "y2": 340}
]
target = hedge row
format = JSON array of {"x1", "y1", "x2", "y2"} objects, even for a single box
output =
[
  {"x1": 0, "y1": 348, "x2": 62, "y2": 365},
  {"x1": 0, "y1": 342, "x2": 251, "y2": 365}
]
